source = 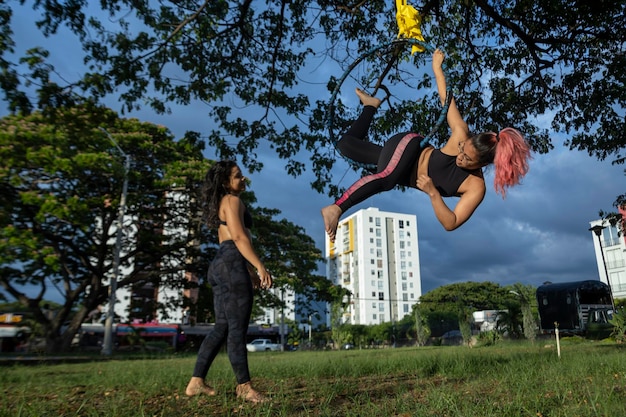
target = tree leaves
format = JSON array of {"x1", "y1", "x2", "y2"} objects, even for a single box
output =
[
  {"x1": 3, "y1": 1, "x2": 623, "y2": 209},
  {"x1": 0, "y1": 103, "x2": 211, "y2": 351}
]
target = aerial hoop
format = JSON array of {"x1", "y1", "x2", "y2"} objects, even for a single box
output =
[{"x1": 327, "y1": 38, "x2": 452, "y2": 170}]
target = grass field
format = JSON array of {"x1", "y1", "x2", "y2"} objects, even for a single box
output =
[{"x1": 1, "y1": 338, "x2": 625, "y2": 417}]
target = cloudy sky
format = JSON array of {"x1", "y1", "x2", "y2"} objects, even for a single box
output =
[{"x1": 3, "y1": 4, "x2": 624, "y2": 302}]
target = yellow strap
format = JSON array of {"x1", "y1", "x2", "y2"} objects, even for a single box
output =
[{"x1": 396, "y1": 0, "x2": 425, "y2": 54}]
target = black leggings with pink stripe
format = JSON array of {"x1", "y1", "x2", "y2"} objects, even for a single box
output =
[{"x1": 335, "y1": 106, "x2": 425, "y2": 212}]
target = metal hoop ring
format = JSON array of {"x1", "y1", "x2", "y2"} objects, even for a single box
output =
[{"x1": 326, "y1": 38, "x2": 451, "y2": 169}]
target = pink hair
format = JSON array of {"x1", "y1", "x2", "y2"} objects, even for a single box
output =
[{"x1": 493, "y1": 128, "x2": 531, "y2": 197}]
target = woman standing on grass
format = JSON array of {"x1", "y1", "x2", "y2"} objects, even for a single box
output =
[
  {"x1": 185, "y1": 160, "x2": 272, "y2": 404},
  {"x1": 321, "y1": 49, "x2": 531, "y2": 242}
]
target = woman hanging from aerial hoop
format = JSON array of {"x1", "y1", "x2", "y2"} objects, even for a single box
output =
[{"x1": 321, "y1": 49, "x2": 531, "y2": 242}]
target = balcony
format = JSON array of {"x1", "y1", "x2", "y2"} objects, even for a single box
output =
[{"x1": 607, "y1": 259, "x2": 625, "y2": 270}]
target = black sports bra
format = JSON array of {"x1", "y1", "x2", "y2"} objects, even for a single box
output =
[
  {"x1": 218, "y1": 207, "x2": 253, "y2": 228},
  {"x1": 428, "y1": 149, "x2": 477, "y2": 197}
]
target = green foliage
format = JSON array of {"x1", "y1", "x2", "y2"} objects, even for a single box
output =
[
  {"x1": 459, "y1": 317, "x2": 473, "y2": 347},
  {"x1": 609, "y1": 306, "x2": 626, "y2": 344},
  {"x1": 413, "y1": 305, "x2": 431, "y2": 346},
  {"x1": 244, "y1": 201, "x2": 332, "y2": 316},
  {"x1": 0, "y1": 1, "x2": 623, "y2": 212},
  {"x1": 495, "y1": 308, "x2": 524, "y2": 339},
  {"x1": 0, "y1": 104, "x2": 211, "y2": 352},
  {"x1": 416, "y1": 281, "x2": 539, "y2": 341},
  {"x1": 476, "y1": 330, "x2": 501, "y2": 346},
  {"x1": 507, "y1": 283, "x2": 538, "y2": 342},
  {"x1": 419, "y1": 281, "x2": 512, "y2": 313}
]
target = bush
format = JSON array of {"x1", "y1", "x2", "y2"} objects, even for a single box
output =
[{"x1": 609, "y1": 307, "x2": 626, "y2": 343}]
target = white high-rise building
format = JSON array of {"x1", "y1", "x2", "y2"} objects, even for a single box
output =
[
  {"x1": 325, "y1": 207, "x2": 423, "y2": 325},
  {"x1": 589, "y1": 208, "x2": 626, "y2": 300}
]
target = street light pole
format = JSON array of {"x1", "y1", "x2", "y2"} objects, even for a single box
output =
[
  {"x1": 589, "y1": 224, "x2": 615, "y2": 308},
  {"x1": 280, "y1": 287, "x2": 285, "y2": 352},
  {"x1": 100, "y1": 128, "x2": 130, "y2": 356}
]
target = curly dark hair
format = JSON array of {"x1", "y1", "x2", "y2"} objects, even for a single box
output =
[{"x1": 201, "y1": 160, "x2": 237, "y2": 227}]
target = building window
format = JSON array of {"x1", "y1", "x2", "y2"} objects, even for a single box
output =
[
  {"x1": 400, "y1": 261, "x2": 406, "y2": 269},
  {"x1": 399, "y1": 230, "x2": 405, "y2": 239},
  {"x1": 370, "y1": 259, "x2": 375, "y2": 264},
  {"x1": 369, "y1": 227, "x2": 374, "y2": 233},
  {"x1": 376, "y1": 228, "x2": 381, "y2": 237},
  {"x1": 403, "y1": 304, "x2": 409, "y2": 313},
  {"x1": 602, "y1": 224, "x2": 621, "y2": 246},
  {"x1": 400, "y1": 251, "x2": 406, "y2": 259},
  {"x1": 402, "y1": 283, "x2": 407, "y2": 291},
  {"x1": 369, "y1": 217, "x2": 373, "y2": 223},
  {"x1": 372, "y1": 292, "x2": 376, "y2": 297},
  {"x1": 399, "y1": 220, "x2": 404, "y2": 228},
  {"x1": 410, "y1": 293, "x2": 414, "y2": 299},
  {"x1": 377, "y1": 259, "x2": 383, "y2": 268},
  {"x1": 370, "y1": 238, "x2": 374, "y2": 244},
  {"x1": 377, "y1": 271, "x2": 384, "y2": 279},
  {"x1": 375, "y1": 217, "x2": 381, "y2": 227},
  {"x1": 376, "y1": 249, "x2": 383, "y2": 257},
  {"x1": 406, "y1": 221, "x2": 410, "y2": 227},
  {"x1": 402, "y1": 293, "x2": 408, "y2": 301},
  {"x1": 378, "y1": 280, "x2": 383, "y2": 289},
  {"x1": 378, "y1": 292, "x2": 384, "y2": 300},
  {"x1": 372, "y1": 302, "x2": 377, "y2": 309},
  {"x1": 379, "y1": 303, "x2": 385, "y2": 311},
  {"x1": 399, "y1": 241, "x2": 405, "y2": 249},
  {"x1": 376, "y1": 238, "x2": 382, "y2": 247}
]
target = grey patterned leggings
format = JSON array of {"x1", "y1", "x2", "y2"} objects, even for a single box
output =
[{"x1": 192, "y1": 240, "x2": 253, "y2": 384}]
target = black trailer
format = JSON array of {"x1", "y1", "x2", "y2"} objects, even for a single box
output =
[{"x1": 536, "y1": 280, "x2": 613, "y2": 337}]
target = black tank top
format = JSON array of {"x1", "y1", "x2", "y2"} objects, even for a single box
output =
[
  {"x1": 218, "y1": 207, "x2": 253, "y2": 228},
  {"x1": 428, "y1": 149, "x2": 475, "y2": 197}
]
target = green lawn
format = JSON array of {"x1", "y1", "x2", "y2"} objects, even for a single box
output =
[{"x1": 1, "y1": 339, "x2": 625, "y2": 416}]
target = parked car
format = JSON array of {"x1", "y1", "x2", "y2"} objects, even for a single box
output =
[
  {"x1": 440, "y1": 330, "x2": 463, "y2": 346},
  {"x1": 246, "y1": 338, "x2": 281, "y2": 352}
]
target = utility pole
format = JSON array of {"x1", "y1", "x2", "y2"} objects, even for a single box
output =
[
  {"x1": 100, "y1": 128, "x2": 130, "y2": 356},
  {"x1": 589, "y1": 224, "x2": 615, "y2": 308},
  {"x1": 280, "y1": 287, "x2": 285, "y2": 351}
]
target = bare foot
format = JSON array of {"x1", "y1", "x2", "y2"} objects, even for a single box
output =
[
  {"x1": 236, "y1": 382, "x2": 268, "y2": 404},
  {"x1": 355, "y1": 88, "x2": 381, "y2": 108},
  {"x1": 321, "y1": 204, "x2": 342, "y2": 243},
  {"x1": 185, "y1": 377, "x2": 216, "y2": 397}
]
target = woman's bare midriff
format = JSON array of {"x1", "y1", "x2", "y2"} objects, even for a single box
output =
[{"x1": 409, "y1": 146, "x2": 434, "y2": 190}]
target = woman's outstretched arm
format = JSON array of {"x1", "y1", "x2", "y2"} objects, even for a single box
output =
[{"x1": 432, "y1": 49, "x2": 468, "y2": 138}]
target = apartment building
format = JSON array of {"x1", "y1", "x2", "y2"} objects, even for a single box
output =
[
  {"x1": 326, "y1": 207, "x2": 423, "y2": 325},
  {"x1": 589, "y1": 207, "x2": 626, "y2": 300}
]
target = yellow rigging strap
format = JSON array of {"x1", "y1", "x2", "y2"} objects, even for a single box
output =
[{"x1": 396, "y1": 0, "x2": 425, "y2": 54}]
